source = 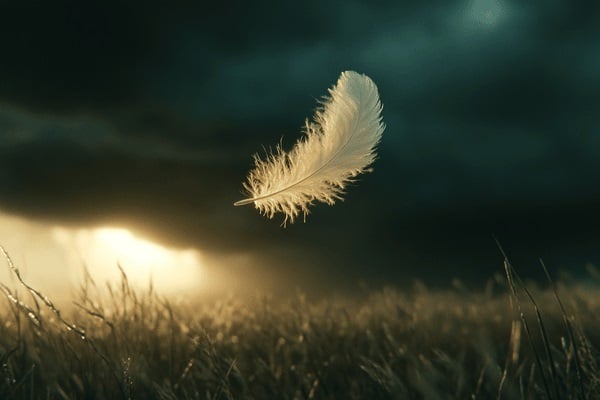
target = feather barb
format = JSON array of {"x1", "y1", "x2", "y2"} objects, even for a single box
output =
[{"x1": 235, "y1": 71, "x2": 385, "y2": 224}]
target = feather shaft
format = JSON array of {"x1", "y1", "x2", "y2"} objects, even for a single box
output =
[
  {"x1": 234, "y1": 136, "x2": 354, "y2": 207},
  {"x1": 233, "y1": 198, "x2": 255, "y2": 206}
]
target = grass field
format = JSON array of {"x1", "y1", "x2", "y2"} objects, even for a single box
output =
[{"x1": 0, "y1": 250, "x2": 599, "y2": 399}]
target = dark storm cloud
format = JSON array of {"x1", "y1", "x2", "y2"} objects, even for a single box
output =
[
  {"x1": 1, "y1": 0, "x2": 599, "y2": 289},
  {"x1": 0, "y1": 2, "x2": 160, "y2": 111},
  {"x1": 0, "y1": 107, "x2": 257, "y2": 245}
]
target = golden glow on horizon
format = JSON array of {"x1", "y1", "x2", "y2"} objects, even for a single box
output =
[
  {"x1": 0, "y1": 211, "x2": 253, "y2": 301},
  {"x1": 52, "y1": 226, "x2": 204, "y2": 292}
]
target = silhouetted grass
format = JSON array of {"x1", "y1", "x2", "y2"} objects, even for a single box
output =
[{"x1": 0, "y1": 247, "x2": 599, "y2": 399}]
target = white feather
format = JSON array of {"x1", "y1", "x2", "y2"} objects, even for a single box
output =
[{"x1": 234, "y1": 71, "x2": 385, "y2": 225}]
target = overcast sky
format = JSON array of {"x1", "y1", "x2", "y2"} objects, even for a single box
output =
[{"x1": 0, "y1": 0, "x2": 599, "y2": 294}]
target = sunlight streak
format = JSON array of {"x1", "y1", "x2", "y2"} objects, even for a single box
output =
[{"x1": 52, "y1": 226, "x2": 205, "y2": 292}]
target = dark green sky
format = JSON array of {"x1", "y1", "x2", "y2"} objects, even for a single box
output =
[{"x1": 0, "y1": 0, "x2": 599, "y2": 292}]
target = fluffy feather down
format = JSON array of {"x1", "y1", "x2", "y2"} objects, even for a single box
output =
[{"x1": 234, "y1": 71, "x2": 385, "y2": 225}]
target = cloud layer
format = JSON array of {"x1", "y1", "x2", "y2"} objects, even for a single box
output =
[{"x1": 1, "y1": 0, "x2": 599, "y2": 290}]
